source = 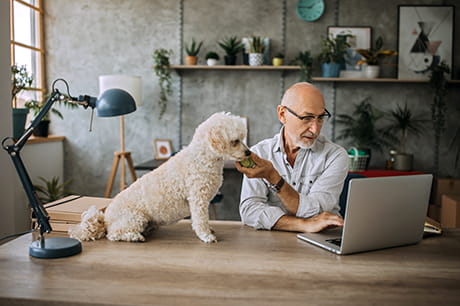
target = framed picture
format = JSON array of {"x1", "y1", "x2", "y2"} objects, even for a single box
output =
[
  {"x1": 328, "y1": 26, "x2": 372, "y2": 71},
  {"x1": 397, "y1": 5, "x2": 454, "y2": 80},
  {"x1": 154, "y1": 139, "x2": 173, "y2": 160},
  {"x1": 327, "y1": 26, "x2": 372, "y2": 49}
]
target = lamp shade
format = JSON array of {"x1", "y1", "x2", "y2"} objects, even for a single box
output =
[
  {"x1": 96, "y1": 88, "x2": 136, "y2": 117},
  {"x1": 99, "y1": 75, "x2": 142, "y2": 106}
]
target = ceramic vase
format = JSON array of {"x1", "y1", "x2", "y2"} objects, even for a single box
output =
[
  {"x1": 364, "y1": 65, "x2": 380, "y2": 78},
  {"x1": 185, "y1": 56, "x2": 198, "y2": 65},
  {"x1": 206, "y1": 58, "x2": 218, "y2": 66},
  {"x1": 249, "y1": 53, "x2": 264, "y2": 66}
]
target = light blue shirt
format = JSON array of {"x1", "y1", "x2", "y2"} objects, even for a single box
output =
[{"x1": 239, "y1": 128, "x2": 349, "y2": 230}]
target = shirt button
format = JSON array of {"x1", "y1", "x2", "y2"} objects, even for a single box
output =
[{"x1": 293, "y1": 182, "x2": 296, "y2": 186}]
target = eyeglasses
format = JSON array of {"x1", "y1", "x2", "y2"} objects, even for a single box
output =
[{"x1": 283, "y1": 105, "x2": 331, "y2": 124}]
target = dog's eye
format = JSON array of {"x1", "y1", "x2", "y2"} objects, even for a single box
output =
[{"x1": 231, "y1": 140, "x2": 240, "y2": 146}]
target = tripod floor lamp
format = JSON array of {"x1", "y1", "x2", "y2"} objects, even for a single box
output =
[
  {"x1": 99, "y1": 75, "x2": 142, "y2": 198},
  {"x1": 2, "y1": 78, "x2": 136, "y2": 258}
]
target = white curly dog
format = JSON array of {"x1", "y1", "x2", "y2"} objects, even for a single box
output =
[{"x1": 69, "y1": 112, "x2": 250, "y2": 243}]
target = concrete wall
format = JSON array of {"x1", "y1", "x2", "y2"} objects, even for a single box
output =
[
  {"x1": 45, "y1": 0, "x2": 460, "y2": 220},
  {"x1": 0, "y1": 0, "x2": 18, "y2": 240}
]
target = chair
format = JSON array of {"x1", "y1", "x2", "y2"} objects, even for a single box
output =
[{"x1": 339, "y1": 173, "x2": 366, "y2": 216}]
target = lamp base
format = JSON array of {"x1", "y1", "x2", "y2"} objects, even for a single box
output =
[{"x1": 29, "y1": 237, "x2": 82, "y2": 259}]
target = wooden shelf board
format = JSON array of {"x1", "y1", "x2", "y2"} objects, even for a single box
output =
[
  {"x1": 171, "y1": 65, "x2": 300, "y2": 70},
  {"x1": 26, "y1": 135, "x2": 65, "y2": 144},
  {"x1": 170, "y1": 65, "x2": 460, "y2": 84}
]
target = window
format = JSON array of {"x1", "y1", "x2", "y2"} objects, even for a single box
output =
[{"x1": 10, "y1": 0, "x2": 45, "y2": 107}]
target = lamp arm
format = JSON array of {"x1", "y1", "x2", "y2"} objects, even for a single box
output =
[{"x1": 1, "y1": 90, "x2": 63, "y2": 236}]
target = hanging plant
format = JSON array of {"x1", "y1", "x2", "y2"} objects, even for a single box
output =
[
  {"x1": 427, "y1": 61, "x2": 450, "y2": 175},
  {"x1": 153, "y1": 48, "x2": 173, "y2": 119}
]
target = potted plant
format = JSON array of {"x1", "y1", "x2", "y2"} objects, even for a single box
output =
[
  {"x1": 205, "y1": 51, "x2": 220, "y2": 66},
  {"x1": 292, "y1": 50, "x2": 313, "y2": 82},
  {"x1": 11, "y1": 65, "x2": 33, "y2": 140},
  {"x1": 272, "y1": 53, "x2": 284, "y2": 66},
  {"x1": 218, "y1": 36, "x2": 244, "y2": 65},
  {"x1": 24, "y1": 93, "x2": 77, "y2": 137},
  {"x1": 426, "y1": 61, "x2": 450, "y2": 175},
  {"x1": 317, "y1": 35, "x2": 350, "y2": 77},
  {"x1": 356, "y1": 36, "x2": 397, "y2": 78},
  {"x1": 385, "y1": 102, "x2": 427, "y2": 171},
  {"x1": 153, "y1": 48, "x2": 173, "y2": 119},
  {"x1": 185, "y1": 39, "x2": 203, "y2": 65},
  {"x1": 336, "y1": 97, "x2": 395, "y2": 169},
  {"x1": 248, "y1": 36, "x2": 265, "y2": 66},
  {"x1": 33, "y1": 176, "x2": 73, "y2": 203}
]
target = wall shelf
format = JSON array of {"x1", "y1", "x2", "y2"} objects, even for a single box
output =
[{"x1": 171, "y1": 65, "x2": 460, "y2": 84}]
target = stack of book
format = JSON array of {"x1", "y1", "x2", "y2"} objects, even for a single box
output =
[{"x1": 36, "y1": 195, "x2": 112, "y2": 233}]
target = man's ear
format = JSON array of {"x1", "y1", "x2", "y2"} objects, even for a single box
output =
[
  {"x1": 208, "y1": 126, "x2": 225, "y2": 153},
  {"x1": 277, "y1": 105, "x2": 287, "y2": 125}
]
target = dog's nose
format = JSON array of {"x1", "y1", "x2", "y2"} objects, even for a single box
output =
[{"x1": 245, "y1": 150, "x2": 251, "y2": 156}]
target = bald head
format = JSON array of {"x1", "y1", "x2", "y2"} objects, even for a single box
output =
[{"x1": 281, "y1": 82, "x2": 325, "y2": 111}]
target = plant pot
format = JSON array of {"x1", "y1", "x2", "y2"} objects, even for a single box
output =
[
  {"x1": 185, "y1": 56, "x2": 198, "y2": 65},
  {"x1": 364, "y1": 65, "x2": 380, "y2": 78},
  {"x1": 321, "y1": 63, "x2": 341, "y2": 78},
  {"x1": 206, "y1": 58, "x2": 218, "y2": 66},
  {"x1": 272, "y1": 58, "x2": 283, "y2": 66},
  {"x1": 224, "y1": 55, "x2": 237, "y2": 65},
  {"x1": 394, "y1": 153, "x2": 413, "y2": 171},
  {"x1": 12, "y1": 108, "x2": 29, "y2": 140},
  {"x1": 249, "y1": 53, "x2": 264, "y2": 66},
  {"x1": 33, "y1": 120, "x2": 50, "y2": 137}
]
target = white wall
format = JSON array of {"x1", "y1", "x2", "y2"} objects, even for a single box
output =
[{"x1": 0, "y1": 0, "x2": 17, "y2": 240}]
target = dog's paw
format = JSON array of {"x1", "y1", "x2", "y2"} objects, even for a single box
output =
[{"x1": 197, "y1": 232, "x2": 217, "y2": 243}]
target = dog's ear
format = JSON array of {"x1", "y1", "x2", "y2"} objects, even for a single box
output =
[{"x1": 208, "y1": 126, "x2": 226, "y2": 153}]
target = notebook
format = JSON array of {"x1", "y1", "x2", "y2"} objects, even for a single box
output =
[{"x1": 297, "y1": 174, "x2": 433, "y2": 255}]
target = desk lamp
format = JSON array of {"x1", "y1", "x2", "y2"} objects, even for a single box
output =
[
  {"x1": 1, "y1": 78, "x2": 136, "y2": 259},
  {"x1": 99, "y1": 75, "x2": 142, "y2": 197}
]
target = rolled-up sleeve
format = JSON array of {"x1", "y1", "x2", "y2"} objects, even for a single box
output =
[{"x1": 239, "y1": 176, "x2": 286, "y2": 230}]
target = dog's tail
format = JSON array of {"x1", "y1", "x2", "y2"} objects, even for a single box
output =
[{"x1": 68, "y1": 205, "x2": 106, "y2": 241}]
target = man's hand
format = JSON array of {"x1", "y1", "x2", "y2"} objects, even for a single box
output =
[
  {"x1": 235, "y1": 152, "x2": 280, "y2": 184},
  {"x1": 273, "y1": 212, "x2": 343, "y2": 233}
]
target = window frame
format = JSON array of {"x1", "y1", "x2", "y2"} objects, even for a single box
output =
[{"x1": 10, "y1": 0, "x2": 45, "y2": 107}]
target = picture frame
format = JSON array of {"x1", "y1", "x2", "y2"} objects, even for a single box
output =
[
  {"x1": 327, "y1": 26, "x2": 372, "y2": 71},
  {"x1": 397, "y1": 5, "x2": 454, "y2": 80},
  {"x1": 153, "y1": 139, "x2": 173, "y2": 160},
  {"x1": 327, "y1": 26, "x2": 372, "y2": 50}
]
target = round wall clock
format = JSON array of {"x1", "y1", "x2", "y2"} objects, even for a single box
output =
[{"x1": 296, "y1": 0, "x2": 325, "y2": 22}]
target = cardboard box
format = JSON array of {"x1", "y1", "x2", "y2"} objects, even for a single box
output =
[
  {"x1": 431, "y1": 178, "x2": 460, "y2": 207},
  {"x1": 441, "y1": 194, "x2": 460, "y2": 228},
  {"x1": 44, "y1": 195, "x2": 112, "y2": 222}
]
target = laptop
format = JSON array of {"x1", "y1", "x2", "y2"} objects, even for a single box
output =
[{"x1": 297, "y1": 174, "x2": 433, "y2": 255}]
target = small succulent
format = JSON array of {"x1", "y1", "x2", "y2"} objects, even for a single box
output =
[
  {"x1": 185, "y1": 39, "x2": 203, "y2": 56},
  {"x1": 249, "y1": 36, "x2": 266, "y2": 54},
  {"x1": 218, "y1": 36, "x2": 245, "y2": 57},
  {"x1": 205, "y1": 51, "x2": 220, "y2": 60}
]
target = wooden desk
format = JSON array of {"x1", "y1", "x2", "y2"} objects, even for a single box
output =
[{"x1": 1, "y1": 221, "x2": 459, "y2": 305}]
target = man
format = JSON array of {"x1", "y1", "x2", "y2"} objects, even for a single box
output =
[{"x1": 235, "y1": 82, "x2": 348, "y2": 233}]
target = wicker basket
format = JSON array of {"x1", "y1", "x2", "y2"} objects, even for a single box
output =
[{"x1": 348, "y1": 147, "x2": 369, "y2": 171}]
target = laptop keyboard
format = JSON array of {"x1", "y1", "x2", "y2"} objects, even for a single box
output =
[{"x1": 326, "y1": 238, "x2": 342, "y2": 247}]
